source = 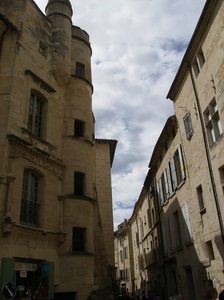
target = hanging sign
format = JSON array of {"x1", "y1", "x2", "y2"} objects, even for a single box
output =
[{"x1": 20, "y1": 270, "x2": 27, "y2": 277}]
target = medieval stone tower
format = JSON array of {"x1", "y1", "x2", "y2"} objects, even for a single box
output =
[{"x1": 0, "y1": 0, "x2": 117, "y2": 299}]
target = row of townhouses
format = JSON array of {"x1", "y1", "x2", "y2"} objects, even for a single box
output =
[
  {"x1": 0, "y1": 1, "x2": 117, "y2": 300},
  {"x1": 114, "y1": 1, "x2": 224, "y2": 300}
]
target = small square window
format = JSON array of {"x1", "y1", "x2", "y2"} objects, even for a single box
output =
[{"x1": 39, "y1": 42, "x2": 47, "y2": 56}]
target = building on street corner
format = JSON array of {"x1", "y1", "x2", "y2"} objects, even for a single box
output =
[{"x1": 0, "y1": 0, "x2": 117, "y2": 300}]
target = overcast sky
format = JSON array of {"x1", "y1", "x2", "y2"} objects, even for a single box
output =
[{"x1": 35, "y1": 0, "x2": 206, "y2": 229}]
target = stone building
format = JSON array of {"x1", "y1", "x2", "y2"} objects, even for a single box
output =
[
  {"x1": 0, "y1": 1, "x2": 117, "y2": 300},
  {"x1": 114, "y1": 0, "x2": 224, "y2": 299}
]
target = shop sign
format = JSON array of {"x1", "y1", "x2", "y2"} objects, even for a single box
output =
[{"x1": 15, "y1": 263, "x2": 38, "y2": 272}]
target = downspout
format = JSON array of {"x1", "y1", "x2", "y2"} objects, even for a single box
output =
[
  {"x1": 148, "y1": 169, "x2": 168, "y2": 300},
  {"x1": 186, "y1": 61, "x2": 224, "y2": 244}
]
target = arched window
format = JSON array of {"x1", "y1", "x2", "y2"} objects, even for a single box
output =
[
  {"x1": 27, "y1": 92, "x2": 44, "y2": 138},
  {"x1": 20, "y1": 169, "x2": 42, "y2": 227}
]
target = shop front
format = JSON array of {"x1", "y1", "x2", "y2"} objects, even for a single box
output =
[{"x1": 0, "y1": 258, "x2": 54, "y2": 300}]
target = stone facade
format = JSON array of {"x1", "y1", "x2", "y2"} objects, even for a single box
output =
[
  {"x1": 114, "y1": 1, "x2": 224, "y2": 299},
  {"x1": 0, "y1": 1, "x2": 117, "y2": 300}
]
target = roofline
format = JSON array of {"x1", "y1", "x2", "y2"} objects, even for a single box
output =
[
  {"x1": 0, "y1": 13, "x2": 17, "y2": 31},
  {"x1": 166, "y1": 0, "x2": 221, "y2": 101},
  {"x1": 95, "y1": 138, "x2": 118, "y2": 167},
  {"x1": 148, "y1": 115, "x2": 176, "y2": 168}
]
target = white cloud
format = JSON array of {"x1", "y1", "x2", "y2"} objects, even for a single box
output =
[{"x1": 35, "y1": 0, "x2": 206, "y2": 229}]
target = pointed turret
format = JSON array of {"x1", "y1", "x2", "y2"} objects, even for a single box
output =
[{"x1": 45, "y1": 0, "x2": 73, "y2": 85}]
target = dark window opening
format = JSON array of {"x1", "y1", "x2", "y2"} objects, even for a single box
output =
[
  {"x1": 74, "y1": 120, "x2": 85, "y2": 137},
  {"x1": 74, "y1": 172, "x2": 85, "y2": 196},
  {"x1": 27, "y1": 93, "x2": 43, "y2": 138},
  {"x1": 20, "y1": 170, "x2": 41, "y2": 227},
  {"x1": 72, "y1": 227, "x2": 86, "y2": 252},
  {"x1": 75, "y1": 62, "x2": 85, "y2": 78}
]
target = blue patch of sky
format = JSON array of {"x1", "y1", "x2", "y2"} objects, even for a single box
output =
[
  {"x1": 157, "y1": 37, "x2": 188, "y2": 53},
  {"x1": 115, "y1": 202, "x2": 134, "y2": 210}
]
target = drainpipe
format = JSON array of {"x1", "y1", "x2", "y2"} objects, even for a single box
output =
[
  {"x1": 187, "y1": 61, "x2": 224, "y2": 244},
  {"x1": 148, "y1": 169, "x2": 168, "y2": 300}
]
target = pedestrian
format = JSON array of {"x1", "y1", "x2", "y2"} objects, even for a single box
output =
[
  {"x1": 142, "y1": 291, "x2": 147, "y2": 300},
  {"x1": 206, "y1": 287, "x2": 218, "y2": 300},
  {"x1": 130, "y1": 293, "x2": 136, "y2": 300},
  {"x1": 148, "y1": 290, "x2": 155, "y2": 300},
  {"x1": 155, "y1": 292, "x2": 161, "y2": 300}
]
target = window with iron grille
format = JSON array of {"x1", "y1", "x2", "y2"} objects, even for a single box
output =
[
  {"x1": 75, "y1": 62, "x2": 85, "y2": 78},
  {"x1": 72, "y1": 227, "x2": 86, "y2": 252},
  {"x1": 74, "y1": 172, "x2": 85, "y2": 196},
  {"x1": 20, "y1": 169, "x2": 41, "y2": 227},
  {"x1": 27, "y1": 92, "x2": 43, "y2": 138},
  {"x1": 74, "y1": 120, "x2": 85, "y2": 137}
]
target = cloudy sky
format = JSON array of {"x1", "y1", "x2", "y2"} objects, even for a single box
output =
[{"x1": 35, "y1": 0, "x2": 206, "y2": 229}]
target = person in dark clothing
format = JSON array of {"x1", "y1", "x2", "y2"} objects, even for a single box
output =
[
  {"x1": 148, "y1": 290, "x2": 155, "y2": 300},
  {"x1": 142, "y1": 291, "x2": 147, "y2": 300}
]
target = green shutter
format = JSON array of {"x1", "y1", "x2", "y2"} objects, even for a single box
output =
[
  {"x1": 47, "y1": 262, "x2": 54, "y2": 300},
  {"x1": 0, "y1": 258, "x2": 16, "y2": 300}
]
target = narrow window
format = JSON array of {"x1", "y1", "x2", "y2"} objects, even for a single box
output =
[
  {"x1": 72, "y1": 227, "x2": 86, "y2": 252},
  {"x1": 147, "y1": 208, "x2": 152, "y2": 229},
  {"x1": 74, "y1": 172, "x2": 85, "y2": 196},
  {"x1": 75, "y1": 62, "x2": 85, "y2": 78},
  {"x1": 169, "y1": 156, "x2": 178, "y2": 190},
  {"x1": 204, "y1": 98, "x2": 223, "y2": 145},
  {"x1": 74, "y1": 120, "x2": 85, "y2": 137},
  {"x1": 162, "y1": 223, "x2": 168, "y2": 255},
  {"x1": 173, "y1": 211, "x2": 182, "y2": 248},
  {"x1": 120, "y1": 250, "x2": 123, "y2": 262},
  {"x1": 20, "y1": 170, "x2": 41, "y2": 227},
  {"x1": 157, "y1": 177, "x2": 165, "y2": 207},
  {"x1": 193, "y1": 59, "x2": 200, "y2": 77},
  {"x1": 198, "y1": 49, "x2": 205, "y2": 68},
  {"x1": 28, "y1": 93, "x2": 43, "y2": 138},
  {"x1": 197, "y1": 184, "x2": 205, "y2": 213},
  {"x1": 206, "y1": 240, "x2": 215, "y2": 261},
  {"x1": 124, "y1": 246, "x2": 128, "y2": 259},
  {"x1": 168, "y1": 217, "x2": 174, "y2": 251},
  {"x1": 39, "y1": 41, "x2": 47, "y2": 57},
  {"x1": 183, "y1": 111, "x2": 193, "y2": 140}
]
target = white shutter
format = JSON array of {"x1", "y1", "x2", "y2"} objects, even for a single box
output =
[
  {"x1": 181, "y1": 201, "x2": 192, "y2": 243},
  {"x1": 169, "y1": 156, "x2": 178, "y2": 190},
  {"x1": 178, "y1": 144, "x2": 186, "y2": 181}
]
